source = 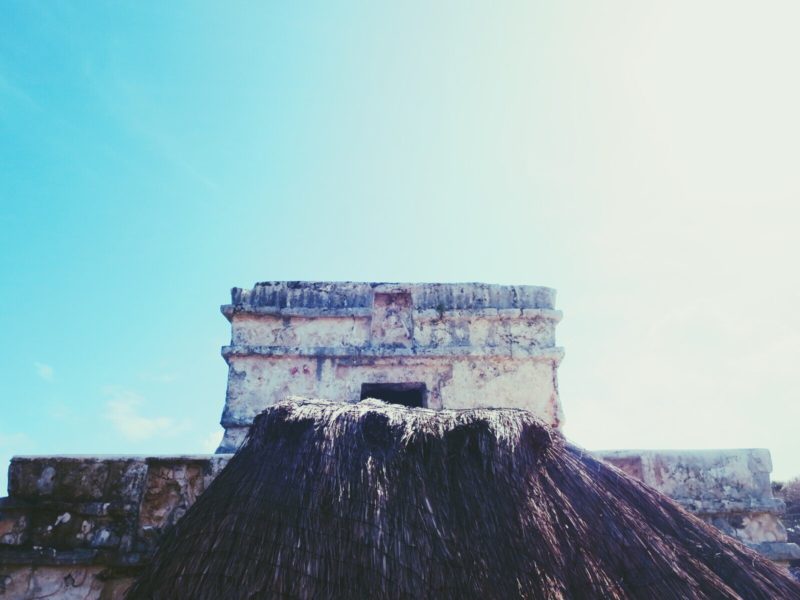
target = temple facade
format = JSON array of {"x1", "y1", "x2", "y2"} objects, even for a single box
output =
[{"x1": 218, "y1": 282, "x2": 564, "y2": 451}]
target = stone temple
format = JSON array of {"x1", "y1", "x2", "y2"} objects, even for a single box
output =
[
  {"x1": 0, "y1": 281, "x2": 798, "y2": 598},
  {"x1": 218, "y1": 282, "x2": 564, "y2": 451}
]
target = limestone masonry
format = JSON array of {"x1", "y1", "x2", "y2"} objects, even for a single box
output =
[
  {"x1": 219, "y1": 282, "x2": 564, "y2": 451},
  {"x1": 1, "y1": 281, "x2": 798, "y2": 598}
]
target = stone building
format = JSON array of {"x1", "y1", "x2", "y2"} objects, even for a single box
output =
[
  {"x1": 0, "y1": 281, "x2": 798, "y2": 599},
  {"x1": 219, "y1": 281, "x2": 564, "y2": 451}
]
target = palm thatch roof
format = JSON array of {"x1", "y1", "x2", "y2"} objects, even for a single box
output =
[{"x1": 127, "y1": 399, "x2": 800, "y2": 599}]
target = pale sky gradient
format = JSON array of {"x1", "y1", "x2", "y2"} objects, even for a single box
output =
[{"x1": 2, "y1": 2, "x2": 799, "y2": 493}]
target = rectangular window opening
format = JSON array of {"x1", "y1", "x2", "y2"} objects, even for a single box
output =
[{"x1": 360, "y1": 382, "x2": 427, "y2": 408}]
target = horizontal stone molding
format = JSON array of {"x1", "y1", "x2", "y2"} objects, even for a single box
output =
[
  {"x1": 0, "y1": 547, "x2": 135, "y2": 567},
  {"x1": 229, "y1": 281, "x2": 557, "y2": 314},
  {"x1": 751, "y1": 542, "x2": 800, "y2": 562},
  {"x1": 222, "y1": 305, "x2": 564, "y2": 322},
  {"x1": 222, "y1": 305, "x2": 374, "y2": 319},
  {"x1": 222, "y1": 345, "x2": 566, "y2": 361}
]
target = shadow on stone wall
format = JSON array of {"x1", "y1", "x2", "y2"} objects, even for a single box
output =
[{"x1": 773, "y1": 478, "x2": 800, "y2": 581}]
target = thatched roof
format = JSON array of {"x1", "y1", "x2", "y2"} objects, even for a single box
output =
[{"x1": 127, "y1": 399, "x2": 800, "y2": 599}]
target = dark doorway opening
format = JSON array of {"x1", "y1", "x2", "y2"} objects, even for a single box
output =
[{"x1": 360, "y1": 382, "x2": 427, "y2": 408}]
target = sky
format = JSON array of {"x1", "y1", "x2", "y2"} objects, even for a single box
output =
[{"x1": 2, "y1": 1, "x2": 800, "y2": 493}]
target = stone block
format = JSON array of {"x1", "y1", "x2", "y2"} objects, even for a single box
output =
[
  {"x1": 0, "y1": 500, "x2": 29, "y2": 546},
  {"x1": 0, "y1": 565, "x2": 115, "y2": 600},
  {"x1": 8, "y1": 458, "x2": 148, "y2": 504}
]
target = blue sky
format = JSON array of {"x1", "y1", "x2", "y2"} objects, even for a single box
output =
[{"x1": 2, "y1": 1, "x2": 800, "y2": 492}]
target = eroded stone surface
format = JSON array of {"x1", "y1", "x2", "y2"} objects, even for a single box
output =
[
  {"x1": 596, "y1": 449, "x2": 800, "y2": 562},
  {"x1": 219, "y1": 282, "x2": 565, "y2": 451},
  {"x1": 1, "y1": 456, "x2": 229, "y2": 558},
  {"x1": 0, "y1": 565, "x2": 132, "y2": 600}
]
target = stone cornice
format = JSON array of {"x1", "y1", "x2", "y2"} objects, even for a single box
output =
[{"x1": 221, "y1": 345, "x2": 566, "y2": 362}]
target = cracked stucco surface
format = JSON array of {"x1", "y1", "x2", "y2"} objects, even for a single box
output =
[{"x1": 218, "y1": 282, "x2": 565, "y2": 451}]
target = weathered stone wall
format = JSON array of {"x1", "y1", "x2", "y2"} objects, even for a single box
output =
[
  {"x1": 773, "y1": 482, "x2": 800, "y2": 579},
  {"x1": 219, "y1": 282, "x2": 565, "y2": 451},
  {"x1": 596, "y1": 449, "x2": 800, "y2": 564},
  {"x1": 3, "y1": 448, "x2": 797, "y2": 598},
  {"x1": 0, "y1": 455, "x2": 230, "y2": 599}
]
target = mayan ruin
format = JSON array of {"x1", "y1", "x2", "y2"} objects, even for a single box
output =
[
  {"x1": 1, "y1": 281, "x2": 799, "y2": 598},
  {"x1": 218, "y1": 281, "x2": 564, "y2": 451},
  {"x1": 6, "y1": 1, "x2": 799, "y2": 596}
]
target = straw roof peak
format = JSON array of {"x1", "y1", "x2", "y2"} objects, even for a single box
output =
[{"x1": 128, "y1": 398, "x2": 800, "y2": 599}]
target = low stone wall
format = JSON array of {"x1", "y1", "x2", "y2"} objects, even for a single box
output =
[
  {"x1": 596, "y1": 449, "x2": 800, "y2": 564},
  {"x1": 0, "y1": 455, "x2": 231, "y2": 599},
  {"x1": 2, "y1": 450, "x2": 797, "y2": 598}
]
